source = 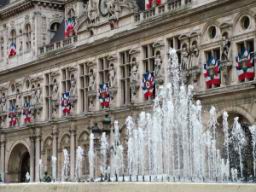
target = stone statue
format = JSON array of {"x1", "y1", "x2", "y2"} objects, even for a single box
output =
[
  {"x1": 154, "y1": 52, "x2": 162, "y2": 77},
  {"x1": 87, "y1": 0, "x2": 99, "y2": 23},
  {"x1": 88, "y1": 69, "x2": 95, "y2": 91},
  {"x1": 35, "y1": 87, "x2": 42, "y2": 105},
  {"x1": 109, "y1": 64, "x2": 116, "y2": 88},
  {"x1": 107, "y1": 0, "x2": 121, "y2": 20},
  {"x1": 51, "y1": 80, "x2": 59, "y2": 118},
  {"x1": 89, "y1": 97, "x2": 95, "y2": 111},
  {"x1": 31, "y1": 89, "x2": 37, "y2": 106},
  {"x1": 191, "y1": 42, "x2": 199, "y2": 68},
  {"x1": 25, "y1": 172, "x2": 30, "y2": 182},
  {"x1": 0, "y1": 93, "x2": 7, "y2": 113},
  {"x1": 51, "y1": 80, "x2": 59, "y2": 101},
  {"x1": 130, "y1": 61, "x2": 138, "y2": 95},
  {"x1": 222, "y1": 35, "x2": 231, "y2": 61},
  {"x1": 70, "y1": 74, "x2": 77, "y2": 97},
  {"x1": 16, "y1": 90, "x2": 22, "y2": 110},
  {"x1": 181, "y1": 45, "x2": 189, "y2": 70}
]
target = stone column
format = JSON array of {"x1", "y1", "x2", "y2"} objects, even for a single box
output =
[
  {"x1": 70, "y1": 122, "x2": 76, "y2": 181},
  {"x1": 29, "y1": 136, "x2": 35, "y2": 182},
  {"x1": 52, "y1": 125, "x2": 58, "y2": 180},
  {"x1": 35, "y1": 128, "x2": 41, "y2": 182},
  {"x1": 0, "y1": 134, "x2": 6, "y2": 182}
]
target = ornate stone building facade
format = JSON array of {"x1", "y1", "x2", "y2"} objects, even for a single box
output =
[{"x1": 0, "y1": 0, "x2": 256, "y2": 182}]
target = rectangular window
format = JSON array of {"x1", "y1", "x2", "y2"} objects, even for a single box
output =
[
  {"x1": 9, "y1": 99, "x2": 16, "y2": 111},
  {"x1": 99, "y1": 57, "x2": 110, "y2": 84},
  {"x1": 79, "y1": 63, "x2": 90, "y2": 112},
  {"x1": 120, "y1": 51, "x2": 132, "y2": 105},
  {"x1": 168, "y1": 36, "x2": 181, "y2": 64},
  {"x1": 237, "y1": 39, "x2": 254, "y2": 54},
  {"x1": 45, "y1": 73, "x2": 51, "y2": 120},
  {"x1": 205, "y1": 48, "x2": 220, "y2": 63},
  {"x1": 143, "y1": 44, "x2": 155, "y2": 72},
  {"x1": 236, "y1": 39, "x2": 255, "y2": 82},
  {"x1": 62, "y1": 68, "x2": 71, "y2": 93}
]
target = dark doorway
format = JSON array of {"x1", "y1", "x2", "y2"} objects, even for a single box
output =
[{"x1": 20, "y1": 152, "x2": 30, "y2": 182}]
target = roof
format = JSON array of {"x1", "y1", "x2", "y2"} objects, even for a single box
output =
[
  {"x1": 50, "y1": 19, "x2": 65, "y2": 43},
  {"x1": 137, "y1": 0, "x2": 145, "y2": 11}
]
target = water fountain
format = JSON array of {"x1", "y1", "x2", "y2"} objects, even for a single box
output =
[{"x1": 1, "y1": 48, "x2": 256, "y2": 192}]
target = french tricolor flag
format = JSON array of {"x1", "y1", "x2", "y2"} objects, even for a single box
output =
[
  {"x1": 8, "y1": 42, "x2": 16, "y2": 57},
  {"x1": 145, "y1": 0, "x2": 161, "y2": 10}
]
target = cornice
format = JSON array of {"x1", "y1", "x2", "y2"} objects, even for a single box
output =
[{"x1": 0, "y1": 0, "x2": 64, "y2": 19}]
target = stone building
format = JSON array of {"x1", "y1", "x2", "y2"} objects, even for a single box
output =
[{"x1": 0, "y1": 0, "x2": 256, "y2": 182}]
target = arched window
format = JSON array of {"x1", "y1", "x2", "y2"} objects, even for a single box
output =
[
  {"x1": 10, "y1": 29, "x2": 16, "y2": 44},
  {"x1": 50, "y1": 22, "x2": 60, "y2": 32},
  {"x1": 50, "y1": 22, "x2": 60, "y2": 39},
  {"x1": 25, "y1": 23, "x2": 32, "y2": 50}
]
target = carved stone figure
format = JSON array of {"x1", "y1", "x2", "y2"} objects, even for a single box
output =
[
  {"x1": 51, "y1": 80, "x2": 59, "y2": 118},
  {"x1": 51, "y1": 80, "x2": 59, "y2": 101},
  {"x1": 181, "y1": 45, "x2": 189, "y2": 70},
  {"x1": 130, "y1": 61, "x2": 138, "y2": 96},
  {"x1": 87, "y1": 0, "x2": 99, "y2": 23},
  {"x1": 16, "y1": 89, "x2": 22, "y2": 110},
  {"x1": 88, "y1": 97, "x2": 95, "y2": 111},
  {"x1": 31, "y1": 89, "x2": 37, "y2": 106},
  {"x1": 35, "y1": 87, "x2": 42, "y2": 105},
  {"x1": 221, "y1": 35, "x2": 231, "y2": 61},
  {"x1": 109, "y1": 64, "x2": 116, "y2": 88},
  {"x1": 88, "y1": 69, "x2": 95, "y2": 91},
  {"x1": 107, "y1": 0, "x2": 121, "y2": 20},
  {"x1": 154, "y1": 52, "x2": 162, "y2": 77},
  {"x1": 70, "y1": 74, "x2": 77, "y2": 97},
  {"x1": 191, "y1": 42, "x2": 199, "y2": 68},
  {"x1": 0, "y1": 93, "x2": 7, "y2": 113}
]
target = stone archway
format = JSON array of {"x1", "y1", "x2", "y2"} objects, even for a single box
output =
[{"x1": 7, "y1": 143, "x2": 30, "y2": 183}]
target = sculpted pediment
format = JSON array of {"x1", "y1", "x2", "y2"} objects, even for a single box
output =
[{"x1": 76, "y1": 0, "x2": 138, "y2": 33}]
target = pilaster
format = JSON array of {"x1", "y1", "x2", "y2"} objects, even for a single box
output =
[{"x1": 69, "y1": 122, "x2": 76, "y2": 181}]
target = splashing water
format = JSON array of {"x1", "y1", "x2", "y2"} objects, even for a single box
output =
[
  {"x1": 62, "y1": 149, "x2": 70, "y2": 182},
  {"x1": 51, "y1": 156, "x2": 57, "y2": 182},
  {"x1": 88, "y1": 133, "x2": 95, "y2": 181},
  {"x1": 249, "y1": 125, "x2": 256, "y2": 178},
  {"x1": 100, "y1": 132, "x2": 109, "y2": 179},
  {"x1": 75, "y1": 146, "x2": 84, "y2": 181},
  {"x1": 85, "y1": 48, "x2": 253, "y2": 183}
]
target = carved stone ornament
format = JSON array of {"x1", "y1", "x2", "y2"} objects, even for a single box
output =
[{"x1": 109, "y1": 63, "x2": 116, "y2": 88}]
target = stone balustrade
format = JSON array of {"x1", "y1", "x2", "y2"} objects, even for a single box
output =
[
  {"x1": 39, "y1": 36, "x2": 78, "y2": 55},
  {"x1": 134, "y1": 0, "x2": 192, "y2": 22}
]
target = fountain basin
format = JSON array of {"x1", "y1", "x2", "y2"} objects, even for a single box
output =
[{"x1": 0, "y1": 183, "x2": 255, "y2": 192}]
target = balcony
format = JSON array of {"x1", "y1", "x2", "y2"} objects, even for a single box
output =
[
  {"x1": 39, "y1": 36, "x2": 78, "y2": 56},
  {"x1": 134, "y1": 0, "x2": 192, "y2": 22}
]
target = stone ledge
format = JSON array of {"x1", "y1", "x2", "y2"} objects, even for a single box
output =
[{"x1": 0, "y1": 183, "x2": 256, "y2": 192}]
